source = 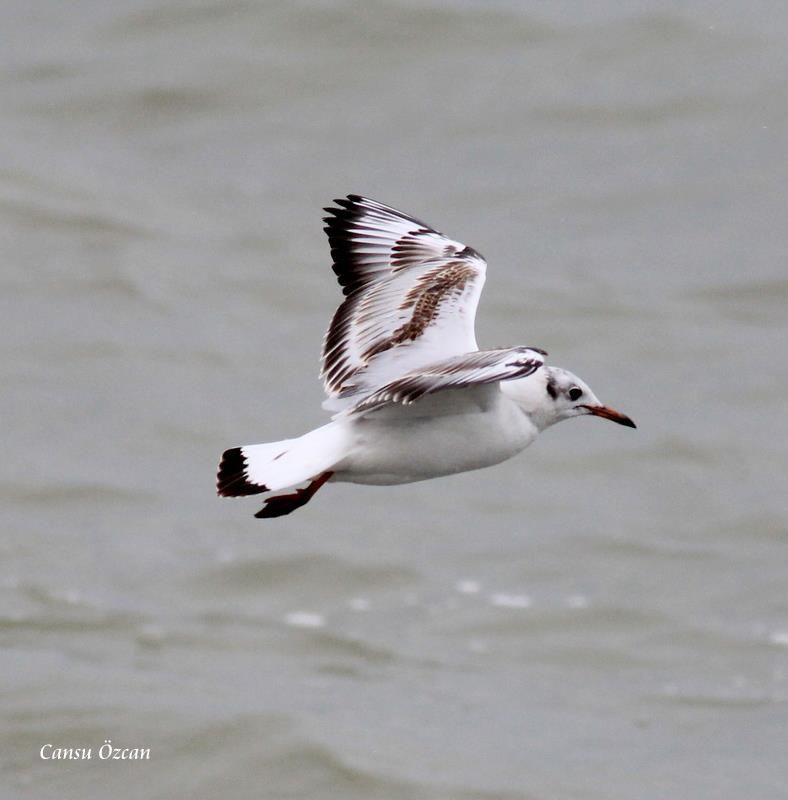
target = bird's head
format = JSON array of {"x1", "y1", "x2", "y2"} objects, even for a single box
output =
[{"x1": 505, "y1": 366, "x2": 636, "y2": 432}]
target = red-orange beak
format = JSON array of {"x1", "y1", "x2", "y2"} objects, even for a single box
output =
[{"x1": 582, "y1": 405, "x2": 636, "y2": 428}]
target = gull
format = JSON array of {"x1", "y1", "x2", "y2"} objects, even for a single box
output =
[{"x1": 217, "y1": 195, "x2": 635, "y2": 518}]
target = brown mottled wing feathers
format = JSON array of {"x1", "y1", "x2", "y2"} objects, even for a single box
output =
[
  {"x1": 361, "y1": 262, "x2": 478, "y2": 360},
  {"x1": 321, "y1": 195, "x2": 487, "y2": 402}
]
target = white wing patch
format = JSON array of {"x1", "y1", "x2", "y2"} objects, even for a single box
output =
[
  {"x1": 321, "y1": 195, "x2": 487, "y2": 407},
  {"x1": 342, "y1": 347, "x2": 546, "y2": 418}
]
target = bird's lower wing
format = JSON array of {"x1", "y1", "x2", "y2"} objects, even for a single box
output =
[{"x1": 341, "y1": 347, "x2": 546, "y2": 418}]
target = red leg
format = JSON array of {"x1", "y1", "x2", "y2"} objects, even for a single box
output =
[{"x1": 254, "y1": 471, "x2": 334, "y2": 519}]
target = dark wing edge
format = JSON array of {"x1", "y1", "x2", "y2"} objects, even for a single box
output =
[{"x1": 322, "y1": 194, "x2": 440, "y2": 297}]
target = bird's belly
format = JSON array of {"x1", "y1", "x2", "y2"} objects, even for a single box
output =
[{"x1": 335, "y1": 404, "x2": 537, "y2": 486}]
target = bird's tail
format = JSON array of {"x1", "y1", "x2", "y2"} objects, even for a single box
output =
[{"x1": 216, "y1": 423, "x2": 347, "y2": 517}]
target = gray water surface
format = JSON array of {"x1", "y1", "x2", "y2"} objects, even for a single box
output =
[{"x1": 2, "y1": 2, "x2": 787, "y2": 798}]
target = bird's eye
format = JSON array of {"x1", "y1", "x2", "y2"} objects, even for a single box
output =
[{"x1": 568, "y1": 387, "x2": 583, "y2": 401}]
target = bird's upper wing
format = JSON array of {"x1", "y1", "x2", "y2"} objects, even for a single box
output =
[
  {"x1": 321, "y1": 195, "x2": 487, "y2": 409},
  {"x1": 341, "y1": 347, "x2": 546, "y2": 418}
]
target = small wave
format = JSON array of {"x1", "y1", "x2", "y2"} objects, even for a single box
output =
[
  {"x1": 0, "y1": 196, "x2": 152, "y2": 239},
  {"x1": 768, "y1": 630, "x2": 788, "y2": 647},
  {"x1": 658, "y1": 680, "x2": 776, "y2": 708},
  {"x1": 2, "y1": 482, "x2": 153, "y2": 508},
  {"x1": 198, "y1": 553, "x2": 419, "y2": 595},
  {"x1": 103, "y1": 0, "x2": 252, "y2": 38},
  {"x1": 258, "y1": 734, "x2": 535, "y2": 800},
  {"x1": 489, "y1": 593, "x2": 533, "y2": 609},
  {"x1": 283, "y1": 610, "x2": 325, "y2": 629}
]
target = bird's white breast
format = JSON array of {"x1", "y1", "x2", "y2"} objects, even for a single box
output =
[{"x1": 334, "y1": 391, "x2": 538, "y2": 486}]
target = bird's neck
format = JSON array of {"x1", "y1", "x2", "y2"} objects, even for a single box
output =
[{"x1": 500, "y1": 377, "x2": 557, "y2": 433}]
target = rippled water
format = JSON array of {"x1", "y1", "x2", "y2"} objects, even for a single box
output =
[{"x1": 3, "y1": 2, "x2": 787, "y2": 798}]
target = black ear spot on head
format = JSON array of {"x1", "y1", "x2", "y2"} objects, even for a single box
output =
[{"x1": 546, "y1": 378, "x2": 558, "y2": 400}]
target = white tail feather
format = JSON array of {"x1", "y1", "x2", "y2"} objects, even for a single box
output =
[{"x1": 240, "y1": 423, "x2": 347, "y2": 493}]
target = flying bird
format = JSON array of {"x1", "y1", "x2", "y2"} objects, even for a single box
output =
[{"x1": 217, "y1": 195, "x2": 635, "y2": 518}]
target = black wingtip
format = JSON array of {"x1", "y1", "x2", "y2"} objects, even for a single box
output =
[
  {"x1": 327, "y1": 195, "x2": 360, "y2": 212},
  {"x1": 216, "y1": 448, "x2": 268, "y2": 497},
  {"x1": 324, "y1": 194, "x2": 366, "y2": 217}
]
